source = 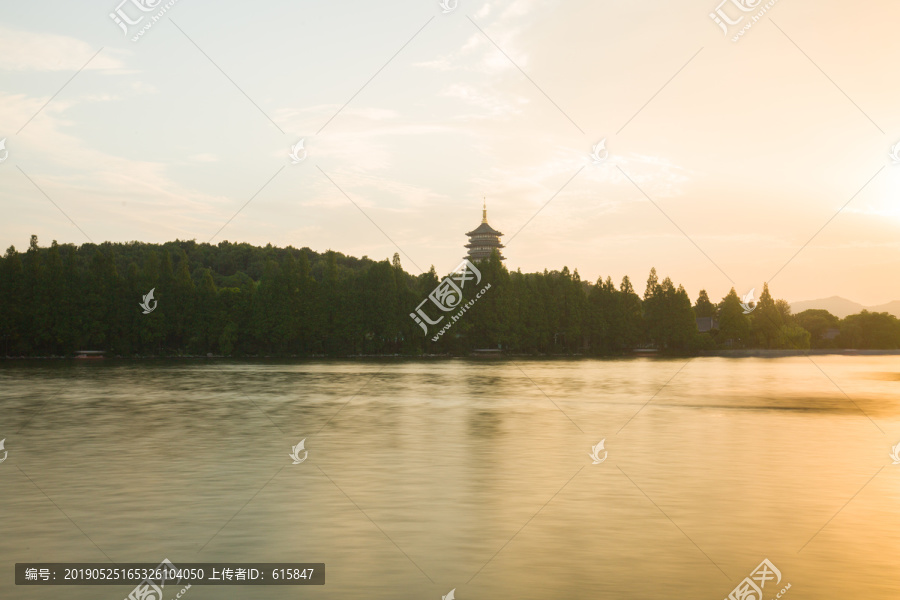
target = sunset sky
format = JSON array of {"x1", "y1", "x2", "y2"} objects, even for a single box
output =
[{"x1": 1, "y1": 0, "x2": 899, "y2": 306}]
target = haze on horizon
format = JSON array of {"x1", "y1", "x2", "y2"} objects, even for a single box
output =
[{"x1": 1, "y1": 0, "x2": 899, "y2": 306}]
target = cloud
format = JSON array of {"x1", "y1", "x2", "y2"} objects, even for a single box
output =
[
  {"x1": 0, "y1": 91, "x2": 228, "y2": 241},
  {"x1": 0, "y1": 26, "x2": 125, "y2": 72},
  {"x1": 415, "y1": 0, "x2": 554, "y2": 75}
]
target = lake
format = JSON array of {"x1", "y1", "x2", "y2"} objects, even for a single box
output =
[{"x1": 1, "y1": 357, "x2": 899, "y2": 599}]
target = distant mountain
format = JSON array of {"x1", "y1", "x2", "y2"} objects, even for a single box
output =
[
  {"x1": 790, "y1": 296, "x2": 900, "y2": 319},
  {"x1": 790, "y1": 297, "x2": 865, "y2": 318},
  {"x1": 869, "y1": 300, "x2": 900, "y2": 318}
]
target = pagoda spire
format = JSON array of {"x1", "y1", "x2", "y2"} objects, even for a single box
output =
[{"x1": 482, "y1": 197, "x2": 487, "y2": 223}]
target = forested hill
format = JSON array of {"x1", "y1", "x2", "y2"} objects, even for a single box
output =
[{"x1": 1, "y1": 235, "x2": 899, "y2": 357}]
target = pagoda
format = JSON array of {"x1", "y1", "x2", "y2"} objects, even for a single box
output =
[{"x1": 465, "y1": 200, "x2": 504, "y2": 262}]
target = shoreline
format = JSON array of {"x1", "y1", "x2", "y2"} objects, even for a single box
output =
[{"x1": 2, "y1": 349, "x2": 900, "y2": 360}]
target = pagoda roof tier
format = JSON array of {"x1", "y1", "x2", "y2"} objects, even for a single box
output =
[
  {"x1": 465, "y1": 222, "x2": 503, "y2": 237},
  {"x1": 465, "y1": 240, "x2": 504, "y2": 249},
  {"x1": 466, "y1": 250, "x2": 505, "y2": 260}
]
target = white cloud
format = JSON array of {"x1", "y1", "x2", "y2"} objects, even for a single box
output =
[
  {"x1": 0, "y1": 91, "x2": 228, "y2": 241},
  {"x1": 0, "y1": 26, "x2": 125, "y2": 71}
]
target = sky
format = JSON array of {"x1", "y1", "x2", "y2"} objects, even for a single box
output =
[{"x1": 1, "y1": 0, "x2": 899, "y2": 306}]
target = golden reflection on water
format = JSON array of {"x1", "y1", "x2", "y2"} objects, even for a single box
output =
[{"x1": 0, "y1": 357, "x2": 898, "y2": 599}]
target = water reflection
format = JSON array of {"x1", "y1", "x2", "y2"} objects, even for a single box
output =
[{"x1": 0, "y1": 357, "x2": 898, "y2": 599}]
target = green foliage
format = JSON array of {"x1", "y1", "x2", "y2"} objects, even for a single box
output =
[
  {"x1": 642, "y1": 273, "x2": 696, "y2": 350},
  {"x1": 716, "y1": 288, "x2": 752, "y2": 347},
  {"x1": 688, "y1": 332, "x2": 716, "y2": 352},
  {"x1": 751, "y1": 283, "x2": 784, "y2": 348},
  {"x1": 779, "y1": 323, "x2": 811, "y2": 350},
  {"x1": 795, "y1": 309, "x2": 840, "y2": 348},
  {"x1": 837, "y1": 311, "x2": 900, "y2": 349},
  {"x1": 693, "y1": 289, "x2": 716, "y2": 318},
  {"x1": 0, "y1": 236, "x2": 895, "y2": 356}
]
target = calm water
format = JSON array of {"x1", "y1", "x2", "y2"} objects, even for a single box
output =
[{"x1": 1, "y1": 357, "x2": 899, "y2": 599}]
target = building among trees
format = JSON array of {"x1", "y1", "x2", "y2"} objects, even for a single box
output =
[{"x1": 465, "y1": 200, "x2": 504, "y2": 262}]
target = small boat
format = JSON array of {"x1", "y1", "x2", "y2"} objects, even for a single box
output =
[{"x1": 74, "y1": 350, "x2": 105, "y2": 359}]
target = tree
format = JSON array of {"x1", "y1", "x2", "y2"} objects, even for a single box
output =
[
  {"x1": 780, "y1": 323, "x2": 811, "y2": 350},
  {"x1": 838, "y1": 311, "x2": 900, "y2": 349},
  {"x1": 751, "y1": 283, "x2": 784, "y2": 348},
  {"x1": 587, "y1": 276, "x2": 614, "y2": 352},
  {"x1": 717, "y1": 288, "x2": 751, "y2": 347},
  {"x1": 13, "y1": 235, "x2": 894, "y2": 358},
  {"x1": 251, "y1": 257, "x2": 280, "y2": 352},
  {"x1": 139, "y1": 250, "x2": 166, "y2": 353},
  {"x1": 795, "y1": 309, "x2": 839, "y2": 348},
  {"x1": 670, "y1": 284, "x2": 698, "y2": 350},
  {"x1": 0, "y1": 246, "x2": 25, "y2": 354},
  {"x1": 194, "y1": 268, "x2": 219, "y2": 353},
  {"x1": 641, "y1": 272, "x2": 695, "y2": 350},
  {"x1": 171, "y1": 251, "x2": 195, "y2": 351},
  {"x1": 468, "y1": 249, "x2": 510, "y2": 350},
  {"x1": 694, "y1": 289, "x2": 716, "y2": 318},
  {"x1": 618, "y1": 276, "x2": 643, "y2": 349},
  {"x1": 642, "y1": 268, "x2": 663, "y2": 346},
  {"x1": 644, "y1": 267, "x2": 659, "y2": 300}
]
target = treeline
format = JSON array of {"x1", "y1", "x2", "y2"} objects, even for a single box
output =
[{"x1": 1, "y1": 236, "x2": 898, "y2": 357}]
